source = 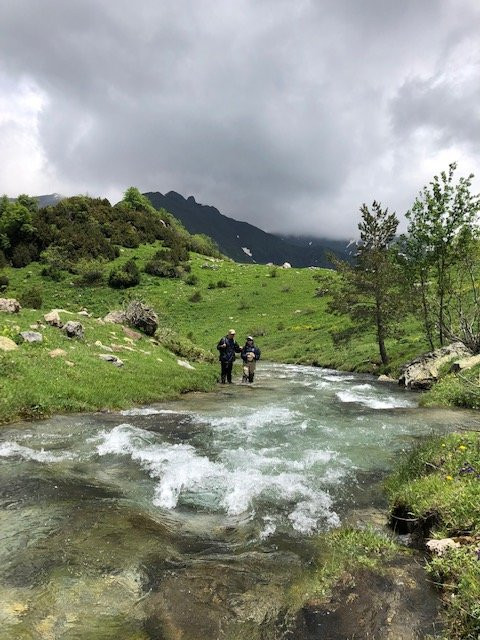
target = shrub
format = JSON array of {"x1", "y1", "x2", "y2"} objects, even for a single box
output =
[
  {"x1": 0, "y1": 250, "x2": 7, "y2": 268},
  {"x1": 19, "y1": 286, "x2": 43, "y2": 309},
  {"x1": 207, "y1": 282, "x2": 216, "y2": 289},
  {"x1": 108, "y1": 259, "x2": 141, "y2": 289},
  {"x1": 75, "y1": 261, "x2": 104, "y2": 286},
  {"x1": 41, "y1": 264, "x2": 64, "y2": 281},
  {"x1": 0, "y1": 274, "x2": 8, "y2": 290},
  {"x1": 185, "y1": 274, "x2": 199, "y2": 286},
  {"x1": 188, "y1": 290, "x2": 202, "y2": 303},
  {"x1": 217, "y1": 280, "x2": 229, "y2": 288},
  {"x1": 269, "y1": 266, "x2": 278, "y2": 278},
  {"x1": 11, "y1": 243, "x2": 33, "y2": 268},
  {"x1": 156, "y1": 328, "x2": 215, "y2": 363}
]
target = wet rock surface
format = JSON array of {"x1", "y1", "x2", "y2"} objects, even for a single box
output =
[{"x1": 290, "y1": 556, "x2": 442, "y2": 640}]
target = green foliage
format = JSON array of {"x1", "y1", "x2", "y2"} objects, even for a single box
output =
[
  {"x1": 108, "y1": 259, "x2": 141, "y2": 289},
  {"x1": 73, "y1": 259, "x2": 105, "y2": 287},
  {"x1": 188, "y1": 290, "x2": 202, "y2": 303},
  {"x1": 185, "y1": 274, "x2": 199, "y2": 286},
  {"x1": 156, "y1": 327, "x2": 215, "y2": 363},
  {"x1": 402, "y1": 163, "x2": 480, "y2": 348},
  {"x1": 216, "y1": 279, "x2": 229, "y2": 288},
  {"x1": 0, "y1": 273, "x2": 8, "y2": 290},
  {"x1": 329, "y1": 201, "x2": 403, "y2": 366},
  {"x1": 386, "y1": 431, "x2": 480, "y2": 640},
  {"x1": 19, "y1": 286, "x2": 43, "y2": 309}
]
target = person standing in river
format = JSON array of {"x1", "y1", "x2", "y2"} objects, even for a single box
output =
[
  {"x1": 241, "y1": 336, "x2": 261, "y2": 383},
  {"x1": 217, "y1": 329, "x2": 241, "y2": 384}
]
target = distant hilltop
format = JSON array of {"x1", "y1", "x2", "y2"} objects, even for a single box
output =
[
  {"x1": 144, "y1": 190, "x2": 353, "y2": 267},
  {"x1": 30, "y1": 189, "x2": 353, "y2": 267}
]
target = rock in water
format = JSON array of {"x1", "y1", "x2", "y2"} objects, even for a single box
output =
[
  {"x1": 63, "y1": 321, "x2": 84, "y2": 339},
  {"x1": 0, "y1": 298, "x2": 21, "y2": 313},
  {"x1": 399, "y1": 342, "x2": 471, "y2": 390},
  {"x1": 125, "y1": 301, "x2": 158, "y2": 336}
]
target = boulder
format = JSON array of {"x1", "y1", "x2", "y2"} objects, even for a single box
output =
[
  {"x1": 103, "y1": 310, "x2": 127, "y2": 324},
  {"x1": 399, "y1": 342, "x2": 471, "y2": 390},
  {"x1": 0, "y1": 336, "x2": 18, "y2": 351},
  {"x1": 20, "y1": 331, "x2": 43, "y2": 343},
  {"x1": 125, "y1": 301, "x2": 158, "y2": 336},
  {"x1": 44, "y1": 310, "x2": 63, "y2": 327},
  {"x1": 450, "y1": 354, "x2": 480, "y2": 373},
  {"x1": 63, "y1": 321, "x2": 84, "y2": 339},
  {"x1": 377, "y1": 374, "x2": 396, "y2": 383},
  {"x1": 282, "y1": 262, "x2": 292, "y2": 269},
  {"x1": 0, "y1": 298, "x2": 21, "y2": 313},
  {"x1": 98, "y1": 354, "x2": 124, "y2": 367}
]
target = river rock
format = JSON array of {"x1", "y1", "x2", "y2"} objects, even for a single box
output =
[
  {"x1": 450, "y1": 353, "x2": 480, "y2": 373},
  {"x1": 0, "y1": 298, "x2": 21, "y2": 313},
  {"x1": 399, "y1": 342, "x2": 471, "y2": 390},
  {"x1": 426, "y1": 538, "x2": 460, "y2": 556},
  {"x1": 0, "y1": 336, "x2": 18, "y2": 351},
  {"x1": 44, "y1": 310, "x2": 63, "y2": 327},
  {"x1": 377, "y1": 374, "x2": 396, "y2": 383},
  {"x1": 98, "y1": 354, "x2": 124, "y2": 367},
  {"x1": 282, "y1": 262, "x2": 291, "y2": 269},
  {"x1": 20, "y1": 331, "x2": 43, "y2": 343},
  {"x1": 103, "y1": 310, "x2": 127, "y2": 324},
  {"x1": 63, "y1": 321, "x2": 84, "y2": 339},
  {"x1": 125, "y1": 300, "x2": 158, "y2": 336}
]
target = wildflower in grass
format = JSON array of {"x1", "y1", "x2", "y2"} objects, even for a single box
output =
[
  {"x1": 459, "y1": 445, "x2": 467, "y2": 451},
  {"x1": 446, "y1": 475, "x2": 453, "y2": 481}
]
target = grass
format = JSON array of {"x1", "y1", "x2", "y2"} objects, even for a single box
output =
[
  {"x1": 385, "y1": 432, "x2": 480, "y2": 639},
  {"x1": 0, "y1": 308, "x2": 217, "y2": 424},
  {"x1": 0, "y1": 241, "x2": 473, "y2": 423},
  {"x1": 289, "y1": 527, "x2": 401, "y2": 607}
]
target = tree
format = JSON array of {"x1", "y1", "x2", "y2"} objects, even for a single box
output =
[
  {"x1": 329, "y1": 201, "x2": 402, "y2": 366},
  {"x1": 403, "y1": 163, "x2": 480, "y2": 346}
]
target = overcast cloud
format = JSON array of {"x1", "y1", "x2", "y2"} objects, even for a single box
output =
[{"x1": 0, "y1": 0, "x2": 479, "y2": 238}]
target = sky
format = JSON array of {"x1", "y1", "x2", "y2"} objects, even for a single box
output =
[{"x1": 0, "y1": 0, "x2": 479, "y2": 239}]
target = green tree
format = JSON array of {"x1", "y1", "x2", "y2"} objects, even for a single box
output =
[
  {"x1": 403, "y1": 163, "x2": 480, "y2": 346},
  {"x1": 330, "y1": 201, "x2": 402, "y2": 366}
]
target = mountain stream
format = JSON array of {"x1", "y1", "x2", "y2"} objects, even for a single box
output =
[{"x1": 1, "y1": 363, "x2": 478, "y2": 639}]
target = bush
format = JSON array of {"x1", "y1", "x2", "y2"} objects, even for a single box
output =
[
  {"x1": 0, "y1": 274, "x2": 8, "y2": 290},
  {"x1": 11, "y1": 243, "x2": 33, "y2": 268},
  {"x1": 41, "y1": 264, "x2": 64, "y2": 281},
  {"x1": 19, "y1": 286, "x2": 43, "y2": 309},
  {"x1": 108, "y1": 259, "x2": 141, "y2": 289},
  {"x1": 269, "y1": 266, "x2": 278, "y2": 278},
  {"x1": 188, "y1": 290, "x2": 202, "y2": 303},
  {"x1": 207, "y1": 282, "x2": 216, "y2": 289},
  {"x1": 185, "y1": 274, "x2": 199, "y2": 286},
  {"x1": 156, "y1": 328, "x2": 215, "y2": 363},
  {"x1": 217, "y1": 280, "x2": 229, "y2": 288}
]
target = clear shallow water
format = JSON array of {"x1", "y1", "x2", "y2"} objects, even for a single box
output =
[{"x1": 0, "y1": 363, "x2": 478, "y2": 639}]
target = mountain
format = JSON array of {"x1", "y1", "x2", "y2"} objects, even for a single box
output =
[
  {"x1": 144, "y1": 190, "x2": 352, "y2": 267},
  {"x1": 35, "y1": 193, "x2": 65, "y2": 208}
]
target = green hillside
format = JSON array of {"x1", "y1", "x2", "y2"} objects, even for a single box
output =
[{"x1": 0, "y1": 242, "x2": 430, "y2": 425}]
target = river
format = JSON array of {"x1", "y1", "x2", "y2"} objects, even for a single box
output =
[{"x1": 0, "y1": 363, "x2": 478, "y2": 639}]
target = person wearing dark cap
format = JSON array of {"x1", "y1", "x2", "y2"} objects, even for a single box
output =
[
  {"x1": 241, "y1": 336, "x2": 261, "y2": 383},
  {"x1": 217, "y1": 329, "x2": 241, "y2": 383}
]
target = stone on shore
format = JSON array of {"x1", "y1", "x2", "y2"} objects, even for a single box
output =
[
  {"x1": 399, "y1": 342, "x2": 471, "y2": 390},
  {"x1": 44, "y1": 310, "x2": 63, "y2": 327}
]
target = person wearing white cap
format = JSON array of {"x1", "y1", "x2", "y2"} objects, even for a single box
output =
[
  {"x1": 216, "y1": 329, "x2": 241, "y2": 383},
  {"x1": 241, "y1": 336, "x2": 261, "y2": 383}
]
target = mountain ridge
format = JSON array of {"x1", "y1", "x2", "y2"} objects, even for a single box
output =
[{"x1": 144, "y1": 190, "x2": 352, "y2": 267}]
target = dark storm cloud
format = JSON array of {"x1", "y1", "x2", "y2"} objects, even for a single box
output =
[{"x1": 0, "y1": 0, "x2": 479, "y2": 237}]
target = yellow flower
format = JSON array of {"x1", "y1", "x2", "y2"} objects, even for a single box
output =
[
  {"x1": 459, "y1": 445, "x2": 467, "y2": 451},
  {"x1": 446, "y1": 475, "x2": 453, "y2": 481},
  {"x1": 441, "y1": 444, "x2": 446, "y2": 448}
]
